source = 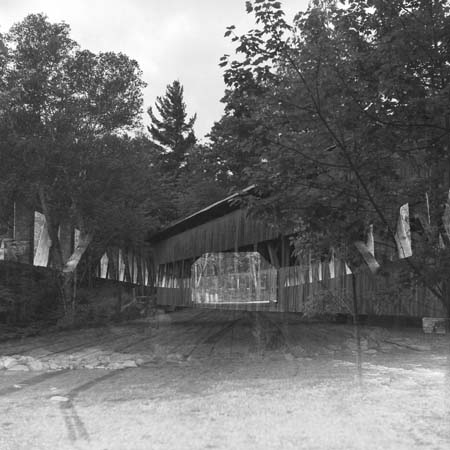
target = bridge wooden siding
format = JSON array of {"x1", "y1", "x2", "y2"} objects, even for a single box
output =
[
  {"x1": 150, "y1": 190, "x2": 446, "y2": 318},
  {"x1": 152, "y1": 208, "x2": 280, "y2": 265},
  {"x1": 155, "y1": 260, "x2": 446, "y2": 317}
]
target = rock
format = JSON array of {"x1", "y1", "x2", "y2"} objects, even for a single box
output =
[
  {"x1": 1, "y1": 356, "x2": 18, "y2": 369},
  {"x1": 121, "y1": 359, "x2": 138, "y2": 368},
  {"x1": 98, "y1": 355, "x2": 111, "y2": 364},
  {"x1": 135, "y1": 358, "x2": 145, "y2": 366},
  {"x1": 50, "y1": 396, "x2": 69, "y2": 402},
  {"x1": 167, "y1": 353, "x2": 186, "y2": 362},
  {"x1": 8, "y1": 364, "x2": 30, "y2": 372},
  {"x1": 107, "y1": 362, "x2": 123, "y2": 370},
  {"x1": 18, "y1": 356, "x2": 34, "y2": 364},
  {"x1": 27, "y1": 359, "x2": 46, "y2": 371},
  {"x1": 48, "y1": 362, "x2": 61, "y2": 371}
]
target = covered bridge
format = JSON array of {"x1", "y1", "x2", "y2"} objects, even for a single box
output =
[{"x1": 149, "y1": 187, "x2": 445, "y2": 317}]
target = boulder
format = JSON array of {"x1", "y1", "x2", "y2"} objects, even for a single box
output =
[
  {"x1": 106, "y1": 362, "x2": 123, "y2": 370},
  {"x1": 121, "y1": 359, "x2": 138, "y2": 368},
  {"x1": 27, "y1": 359, "x2": 46, "y2": 371},
  {"x1": 50, "y1": 396, "x2": 69, "y2": 402},
  {"x1": 48, "y1": 361, "x2": 61, "y2": 371},
  {"x1": 167, "y1": 353, "x2": 187, "y2": 362},
  {"x1": 1, "y1": 356, "x2": 18, "y2": 369},
  {"x1": 8, "y1": 364, "x2": 30, "y2": 371}
]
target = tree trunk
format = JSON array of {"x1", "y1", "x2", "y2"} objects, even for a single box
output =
[
  {"x1": 59, "y1": 231, "x2": 93, "y2": 323},
  {"x1": 351, "y1": 272, "x2": 359, "y2": 325},
  {"x1": 354, "y1": 241, "x2": 380, "y2": 274},
  {"x1": 63, "y1": 231, "x2": 93, "y2": 274},
  {"x1": 38, "y1": 187, "x2": 96, "y2": 324},
  {"x1": 442, "y1": 280, "x2": 450, "y2": 319}
]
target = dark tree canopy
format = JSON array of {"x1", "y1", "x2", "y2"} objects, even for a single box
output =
[
  {"x1": 1, "y1": 13, "x2": 149, "y2": 236},
  {"x1": 0, "y1": 14, "x2": 159, "y2": 319},
  {"x1": 145, "y1": 80, "x2": 228, "y2": 221},
  {"x1": 147, "y1": 80, "x2": 197, "y2": 174},
  {"x1": 217, "y1": 0, "x2": 450, "y2": 315}
]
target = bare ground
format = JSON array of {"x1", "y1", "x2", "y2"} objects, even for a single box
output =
[{"x1": 0, "y1": 309, "x2": 449, "y2": 450}]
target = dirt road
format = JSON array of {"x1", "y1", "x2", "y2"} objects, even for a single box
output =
[{"x1": 0, "y1": 310, "x2": 449, "y2": 449}]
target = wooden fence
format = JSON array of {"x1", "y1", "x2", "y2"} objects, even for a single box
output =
[{"x1": 155, "y1": 259, "x2": 446, "y2": 317}]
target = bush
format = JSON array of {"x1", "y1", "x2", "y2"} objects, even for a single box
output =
[{"x1": 0, "y1": 263, "x2": 59, "y2": 324}]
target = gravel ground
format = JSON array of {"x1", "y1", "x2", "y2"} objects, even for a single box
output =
[{"x1": 0, "y1": 309, "x2": 449, "y2": 449}]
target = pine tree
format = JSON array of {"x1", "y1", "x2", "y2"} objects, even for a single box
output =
[{"x1": 147, "y1": 80, "x2": 197, "y2": 175}]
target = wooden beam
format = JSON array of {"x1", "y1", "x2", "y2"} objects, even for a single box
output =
[{"x1": 267, "y1": 241, "x2": 280, "y2": 269}]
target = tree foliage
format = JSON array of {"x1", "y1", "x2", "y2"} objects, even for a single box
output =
[
  {"x1": 172, "y1": 143, "x2": 229, "y2": 218},
  {"x1": 218, "y1": 0, "x2": 450, "y2": 315},
  {"x1": 147, "y1": 80, "x2": 197, "y2": 175},
  {"x1": 146, "y1": 80, "x2": 228, "y2": 220},
  {"x1": 0, "y1": 14, "x2": 159, "y2": 319}
]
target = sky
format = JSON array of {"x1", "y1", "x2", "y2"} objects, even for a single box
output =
[{"x1": 1, "y1": 0, "x2": 309, "y2": 139}]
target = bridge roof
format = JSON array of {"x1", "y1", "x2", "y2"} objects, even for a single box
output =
[{"x1": 148, "y1": 185, "x2": 256, "y2": 243}]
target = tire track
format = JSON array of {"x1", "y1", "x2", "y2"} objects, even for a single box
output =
[
  {"x1": 139, "y1": 311, "x2": 242, "y2": 401},
  {"x1": 0, "y1": 311, "x2": 222, "y2": 400},
  {"x1": 54, "y1": 311, "x2": 223, "y2": 442},
  {"x1": 3, "y1": 311, "x2": 208, "y2": 361},
  {"x1": 260, "y1": 312, "x2": 301, "y2": 377},
  {"x1": 58, "y1": 370, "x2": 128, "y2": 443},
  {"x1": 169, "y1": 310, "x2": 237, "y2": 359}
]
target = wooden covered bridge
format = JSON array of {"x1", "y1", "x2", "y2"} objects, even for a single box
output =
[
  {"x1": 1, "y1": 190, "x2": 446, "y2": 318},
  {"x1": 148, "y1": 187, "x2": 445, "y2": 318}
]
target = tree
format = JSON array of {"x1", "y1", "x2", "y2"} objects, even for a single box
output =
[
  {"x1": 207, "y1": 85, "x2": 269, "y2": 191},
  {"x1": 147, "y1": 80, "x2": 197, "y2": 175},
  {"x1": 219, "y1": 0, "x2": 450, "y2": 316},
  {"x1": 172, "y1": 143, "x2": 229, "y2": 218},
  {"x1": 0, "y1": 14, "x2": 154, "y2": 320},
  {"x1": 146, "y1": 80, "x2": 228, "y2": 220}
]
